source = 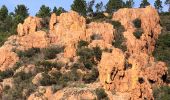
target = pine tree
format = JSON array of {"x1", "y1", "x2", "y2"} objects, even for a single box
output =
[
  {"x1": 125, "y1": 0, "x2": 134, "y2": 8},
  {"x1": 140, "y1": 0, "x2": 150, "y2": 8},
  {"x1": 95, "y1": 2, "x2": 104, "y2": 13},
  {"x1": 14, "y1": 5, "x2": 29, "y2": 18},
  {"x1": 154, "y1": 0, "x2": 163, "y2": 12},
  {"x1": 53, "y1": 7, "x2": 66, "y2": 16},
  {"x1": 36, "y1": 5, "x2": 51, "y2": 18},
  {"x1": 71, "y1": 0, "x2": 87, "y2": 16},
  {"x1": 0, "y1": 5, "x2": 8, "y2": 21},
  {"x1": 87, "y1": 0, "x2": 95, "y2": 16},
  {"x1": 165, "y1": 0, "x2": 170, "y2": 12},
  {"x1": 106, "y1": 0, "x2": 124, "y2": 13}
]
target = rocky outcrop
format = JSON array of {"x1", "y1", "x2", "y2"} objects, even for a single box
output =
[
  {"x1": 17, "y1": 31, "x2": 49, "y2": 49},
  {"x1": 0, "y1": 6, "x2": 168, "y2": 100},
  {"x1": 86, "y1": 22, "x2": 114, "y2": 44},
  {"x1": 17, "y1": 16, "x2": 42, "y2": 36},
  {"x1": 98, "y1": 6, "x2": 168, "y2": 100},
  {"x1": 0, "y1": 45, "x2": 19, "y2": 71},
  {"x1": 112, "y1": 6, "x2": 161, "y2": 55}
]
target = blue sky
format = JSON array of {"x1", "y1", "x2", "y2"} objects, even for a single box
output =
[{"x1": 0, "y1": 0, "x2": 168, "y2": 15}]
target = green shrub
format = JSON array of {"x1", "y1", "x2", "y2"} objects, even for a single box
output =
[
  {"x1": 84, "y1": 60, "x2": 93, "y2": 69},
  {"x1": 93, "y1": 46, "x2": 102, "y2": 61},
  {"x1": 77, "y1": 40, "x2": 89, "y2": 49},
  {"x1": 3, "y1": 73, "x2": 36, "y2": 100},
  {"x1": 133, "y1": 18, "x2": 141, "y2": 28},
  {"x1": 77, "y1": 47, "x2": 94, "y2": 63},
  {"x1": 43, "y1": 46, "x2": 64, "y2": 60},
  {"x1": 153, "y1": 86, "x2": 170, "y2": 100},
  {"x1": 83, "y1": 68, "x2": 99, "y2": 83},
  {"x1": 13, "y1": 72, "x2": 33, "y2": 81},
  {"x1": 0, "y1": 32, "x2": 11, "y2": 46},
  {"x1": 0, "y1": 70, "x2": 14, "y2": 80},
  {"x1": 165, "y1": 23, "x2": 170, "y2": 31},
  {"x1": 36, "y1": 61, "x2": 63, "y2": 72},
  {"x1": 95, "y1": 88, "x2": 108, "y2": 100},
  {"x1": 16, "y1": 48, "x2": 40, "y2": 58},
  {"x1": 133, "y1": 28, "x2": 143, "y2": 39},
  {"x1": 111, "y1": 20, "x2": 122, "y2": 29},
  {"x1": 93, "y1": 12, "x2": 106, "y2": 19},
  {"x1": 40, "y1": 73, "x2": 56, "y2": 86},
  {"x1": 112, "y1": 31, "x2": 127, "y2": 52},
  {"x1": 153, "y1": 33, "x2": 170, "y2": 72}
]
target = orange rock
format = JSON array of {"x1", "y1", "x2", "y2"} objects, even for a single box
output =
[
  {"x1": 0, "y1": 45, "x2": 19, "y2": 71},
  {"x1": 17, "y1": 31, "x2": 49, "y2": 49},
  {"x1": 86, "y1": 22, "x2": 114, "y2": 44},
  {"x1": 17, "y1": 16, "x2": 42, "y2": 36}
]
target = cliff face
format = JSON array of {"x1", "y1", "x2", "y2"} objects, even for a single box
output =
[{"x1": 0, "y1": 6, "x2": 168, "y2": 100}]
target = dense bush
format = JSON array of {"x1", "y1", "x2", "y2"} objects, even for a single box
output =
[
  {"x1": 40, "y1": 73, "x2": 56, "y2": 86},
  {"x1": 133, "y1": 28, "x2": 144, "y2": 39},
  {"x1": 77, "y1": 40, "x2": 89, "y2": 49},
  {"x1": 165, "y1": 23, "x2": 170, "y2": 31},
  {"x1": 13, "y1": 71, "x2": 33, "y2": 80},
  {"x1": 95, "y1": 88, "x2": 108, "y2": 100},
  {"x1": 153, "y1": 86, "x2": 170, "y2": 100},
  {"x1": 36, "y1": 61, "x2": 63, "y2": 72},
  {"x1": 3, "y1": 72, "x2": 36, "y2": 100},
  {"x1": 0, "y1": 32, "x2": 11, "y2": 46},
  {"x1": 0, "y1": 70, "x2": 14, "y2": 80},
  {"x1": 83, "y1": 68, "x2": 99, "y2": 83},
  {"x1": 110, "y1": 20, "x2": 122, "y2": 29},
  {"x1": 43, "y1": 46, "x2": 64, "y2": 60},
  {"x1": 16, "y1": 48, "x2": 40, "y2": 58},
  {"x1": 153, "y1": 33, "x2": 170, "y2": 73},
  {"x1": 93, "y1": 46, "x2": 102, "y2": 61},
  {"x1": 133, "y1": 18, "x2": 141, "y2": 28},
  {"x1": 77, "y1": 47, "x2": 94, "y2": 63}
]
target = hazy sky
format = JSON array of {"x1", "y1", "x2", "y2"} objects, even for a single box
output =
[{"x1": 0, "y1": 0, "x2": 169, "y2": 15}]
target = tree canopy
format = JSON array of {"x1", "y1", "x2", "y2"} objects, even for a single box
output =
[
  {"x1": 106, "y1": 0, "x2": 124, "y2": 13},
  {"x1": 36, "y1": 5, "x2": 51, "y2": 18},
  {"x1": 71, "y1": 0, "x2": 87, "y2": 16},
  {"x1": 140, "y1": 0, "x2": 150, "y2": 8},
  {"x1": 154, "y1": 0, "x2": 163, "y2": 12}
]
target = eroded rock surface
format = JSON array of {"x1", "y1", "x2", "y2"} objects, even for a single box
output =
[
  {"x1": 0, "y1": 6, "x2": 168, "y2": 100},
  {"x1": 98, "y1": 6, "x2": 168, "y2": 100},
  {"x1": 0, "y1": 45, "x2": 19, "y2": 71}
]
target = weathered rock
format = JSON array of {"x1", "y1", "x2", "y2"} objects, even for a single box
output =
[
  {"x1": 17, "y1": 16, "x2": 42, "y2": 36},
  {"x1": 98, "y1": 6, "x2": 168, "y2": 100},
  {"x1": 86, "y1": 22, "x2": 114, "y2": 44},
  {"x1": 0, "y1": 45, "x2": 19, "y2": 71},
  {"x1": 49, "y1": 13, "x2": 57, "y2": 30},
  {"x1": 112, "y1": 6, "x2": 161, "y2": 55},
  {"x1": 17, "y1": 31, "x2": 49, "y2": 49},
  {"x1": 32, "y1": 73, "x2": 43, "y2": 85}
]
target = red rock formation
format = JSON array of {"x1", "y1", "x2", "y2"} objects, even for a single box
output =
[
  {"x1": 112, "y1": 6, "x2": 161, "y2": 55},
  {"x1": 98, "y1": 6, "x2": 168, "y2": 100},
  {"x1": 86, "y1": 22, "x2": 114, "y2": 44},
  {"x1": 17, "y1": 16, "x2": 42, "y2": 36},
  {"x1": 0, "y1": 45, "x2": 19, "y2": 71},
  {"x1": 17, "y1": 31, "x2": 49, "y2": 49}
]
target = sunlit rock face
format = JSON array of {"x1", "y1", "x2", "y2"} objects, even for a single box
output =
[
  {"x1": 98, "y1": 6, "x2": 167, "y2": 100},
  {"x1": 0, "y1": 6, "x2": 168, "y2": 100},
  {"x1": 49, "y1": 11, "x2": 115, "y2": 58},
  {"x1": 112, "y1": 6, "x2": 162, "y2": 55},
  {"x1": 0, "y1": 45, "x2": 19, "y2": 71}
]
